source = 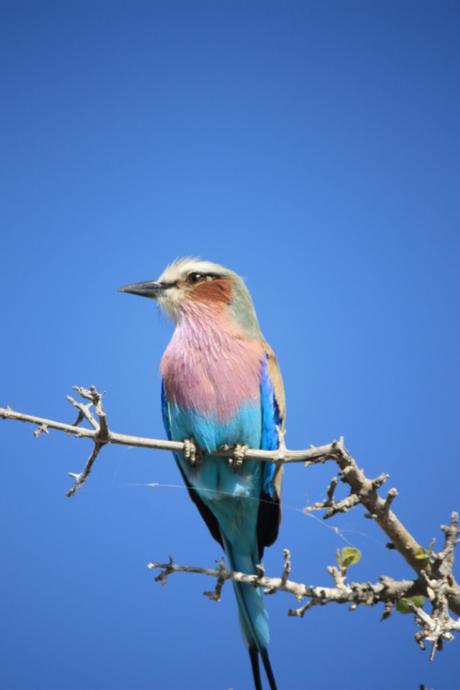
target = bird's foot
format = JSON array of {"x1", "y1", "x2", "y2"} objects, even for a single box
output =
[
  {"x1": 228, "y1": 444, "x2": 248, "y2": 470},
  {"x1": 183, "y1": 438, "x2": 201, "y2": 466}
]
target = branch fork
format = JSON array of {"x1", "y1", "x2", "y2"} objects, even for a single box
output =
[
  {"x1": 1, "y1": 386, "x2": 459, "y2": 659},
  {"x1": 65, "y1": 386, "x2": 110, "y2": 497}
]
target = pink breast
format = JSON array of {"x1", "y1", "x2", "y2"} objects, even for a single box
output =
[{"x1": 160, "y1": 311, "x2": 264, "y2": 421}]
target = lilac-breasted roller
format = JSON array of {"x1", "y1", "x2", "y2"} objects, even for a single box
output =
[{"x1": 121, "y1": 258, "x2": 285, "y2": 690}]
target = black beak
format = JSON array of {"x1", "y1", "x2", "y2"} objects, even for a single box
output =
[{"x1": 119, "y1": 280, "x2": 164, "y2": 299}]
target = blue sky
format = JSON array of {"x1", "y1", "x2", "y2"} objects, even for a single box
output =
[{"x1": 1, "y1": 2, "x2": 459, "y2": 689}]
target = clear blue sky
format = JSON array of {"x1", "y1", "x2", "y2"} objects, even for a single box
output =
[{"x1": 1, "y1": 2, "x2": 459, "y2": 689}]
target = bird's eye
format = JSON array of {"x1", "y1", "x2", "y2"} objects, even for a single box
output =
[{"x1": 188, "y1": 272, "x2": 204, "y2": 283}]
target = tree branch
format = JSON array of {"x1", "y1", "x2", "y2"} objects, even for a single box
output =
[
  {"x1": 302, "y1": 446, "x2": 460, "y2": 617},
  {"x1": 1, "y1": 385, "x2": 459, "y2": 637},
  {"x1": 148, "y1": 552, "x2": 423, "y2": 609},
  {"x1": 0, "y1": 392, "x2": 342, "y2": 463},
  {"x1": 148, "y1": 536, "x2": 460, "y2": 659}
]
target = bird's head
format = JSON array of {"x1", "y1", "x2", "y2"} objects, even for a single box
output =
[{"x1": 120, "y1": 258, "x2": 261, "y2": 336}]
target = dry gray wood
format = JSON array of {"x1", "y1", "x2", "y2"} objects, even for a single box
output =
[{"x1": 1, "y1": 385, "x2": 459, "y2": 659}]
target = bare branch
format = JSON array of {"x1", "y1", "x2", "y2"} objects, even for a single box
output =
[
  {"x1": 303, "y1": 473, "x2": 361, "y2": 519},
  {"x1": 303, "y1": 446, "x2": 460, "y2": 616},
  {"x1": 148, "y1": 542, "x2": 460, "y2": 658},
  {"x1": 203, "y1": 559, "x2": 227, "y2": 602},
  {"x1": 33, "y1": 423, "x2": 49, "y2": 438},
  {"x1": 1, "y1": 388, "x2": 459, "y2": 623},
  {"x1": 147, "y1": 551, "x2": 422, "y2": 612},
  {"x1": 383, "y1": 487, "x2": 398, "y2": 514},
  {"x1": 66, "y1": 392, "x2": 98, "y2": 430},
  {"x1": 407, "y1": 513, "x2": 460, "y2": 660},
  {"x1": 60, "y1": 387, "x2": 111, "y2": 495},
  {"x1": 66, "y1": 442, "x2": 105, "y2": 497},
  {"x1": 0, "y1": 399, "x2": 343, "y2": 463}
]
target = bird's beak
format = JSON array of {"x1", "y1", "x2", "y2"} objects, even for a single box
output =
[{"x1": 119, "y1": 280, "x2": 165, "y2": 299}]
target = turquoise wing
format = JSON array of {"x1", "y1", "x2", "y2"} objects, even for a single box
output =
[
  {"x1": 161, "y1": 380, "x2": 223, "y2": 546},
  {"x1": 257, "y1": 350, "x2": 285, "y2": 553}
]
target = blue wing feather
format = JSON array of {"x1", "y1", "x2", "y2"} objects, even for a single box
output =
[
  {"x1": 260, "y1": 355, "x2": 282, "y2": 496},
  {"x1": 161, "y1": 381, "x2": 172, "y2": 440},
  {"x1": 257, "y1": 354, "x2": 283, "y2": 551},
  {"x1": 161, "y1": 380, "x2": 223, "y2": 546}
]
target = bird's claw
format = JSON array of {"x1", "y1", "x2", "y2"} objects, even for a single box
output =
[
  {"x1": 228, "y1": 444, "x2": 248, "y2": 470},
  {"x1": 183, "y1": 438, "x2": 200, "y2": 466}
]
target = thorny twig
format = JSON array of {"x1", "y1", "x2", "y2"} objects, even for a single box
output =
[
  {"x1": 302, "y1": 440, "x2": 459, "y2": 615},
  {"x1": 1, "y1": 387, "x2": 459, "y2": 655},
  {"x1": 147, "y1": 551, "x2": 421, "y2": 614},
  {"x1": 409, "y1": 513, "x2": 460, "y2": 660},
  {"x1": 149, "y1": 520, "x2": 460, "y2": 659},
  {"x1": 0, "y1": 395, "x2": 349, "y2": 463},
  {"x1": 64, "y1": 386, "x2": 109, "y2": 497},
  {"x1": 0, "y1": 385, "x2": 113, "y2": 497}
]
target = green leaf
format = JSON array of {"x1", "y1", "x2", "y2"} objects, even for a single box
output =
[
  {"x1": 337, "y1": 546, "x2": 361, "y2": 572},
  {"x1": 342, "y1": 546, "x2": 361, "y2": 566},
  {"x1": 415, "y1": 547, "x2": 429, "y2": 560},
  {"x1": 415, "y1": 539, "x2": 436, "y2": 561},
  {"x1": 396, "y1": 595, "x2": 425, "y2": 614}
]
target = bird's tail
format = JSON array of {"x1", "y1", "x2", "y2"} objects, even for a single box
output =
[{"x1": 222, "y1": 537, "x2": 278, "y2": 690}]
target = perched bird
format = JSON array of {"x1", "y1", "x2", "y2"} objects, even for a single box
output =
[{"x1": 121, "y1": 258, "x2": 285, "y2": 690}]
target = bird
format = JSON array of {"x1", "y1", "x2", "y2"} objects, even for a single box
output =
[{"x1": 120, "y1": 258, "x2": 285, "y2": 690}]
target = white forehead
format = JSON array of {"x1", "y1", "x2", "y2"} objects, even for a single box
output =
[{"x1": 158, "y1": 257, "x2": 232, "y2": 283}]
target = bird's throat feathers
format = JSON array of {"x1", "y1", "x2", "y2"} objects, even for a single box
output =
[{"x1": 161, "y1": 299, "x2": 265, "y2": 421}]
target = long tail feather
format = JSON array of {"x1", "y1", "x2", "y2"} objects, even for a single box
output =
[
  {"x1": 222, "y1": 537, "x2": 269, "y2": 650},
  {"x1": 222, "y1": 536, "x2": 278, "y2": 689},
  {"x1": 261, "y1": 648, "x2": 278, "y2": 690},
  {"x1": 249, "y1": 647, "x2": 263, "y2": 690}
]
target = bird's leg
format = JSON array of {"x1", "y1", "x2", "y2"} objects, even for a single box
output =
[
  {"x1": 228, "y1": 444, "x2": 248, "y2": 470},
  {"x1": 183, "y1": 438, "x2": 201, "y2": 466}
]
